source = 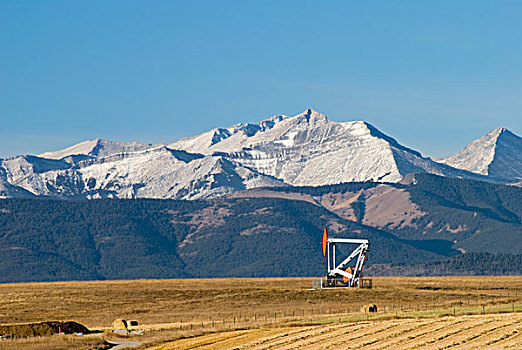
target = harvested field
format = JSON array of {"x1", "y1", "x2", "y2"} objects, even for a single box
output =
[
  {"x1": 0, "y1": 276, "x2": 521, "y2": 349},
  {"x1": 145, "y1": 313, "x2": 522, "y2": 350},
  {"x1": 1, "y1": 276, "x2": 521, "y2": 328}
]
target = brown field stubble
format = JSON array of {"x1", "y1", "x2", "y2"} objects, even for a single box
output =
[
  {"x1": 144, "y1": 313, "x2": 522, "y2": 350},
  {"x1": 0, "y1": 276, "x2": 521, "y2": 349}
]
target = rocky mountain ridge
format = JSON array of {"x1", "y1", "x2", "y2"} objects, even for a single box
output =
[
  {"x1": 1, "y1": 109, "x2": 519, "y2": 199},
  {"x1": 440, "y1": 127, "x2": 522, "y2": 180}
]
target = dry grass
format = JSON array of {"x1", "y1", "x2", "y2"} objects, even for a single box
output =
[
  {"x1": 0, "y1": 333, "x2": 107, "y2": 350},
  {"x1": 143, "y1": 313, "x2": 522, "y2": 350},
  {"x1": 0, "y1": 276, "x2": 521, "y2": 349},
  {"x1": 2, "y1": 277, "x2": 522, "y2": 328}
]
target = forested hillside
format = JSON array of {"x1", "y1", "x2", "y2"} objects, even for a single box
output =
[
  {"x1": 249, "y1": 173, "x2": 522, "y2": 255},
  {"x1": 0, "y1": 174, "x2": 520, "y2": 282},
  {"x1": 0, "y1": 197, "x2": 442, "y2": 282},
  {"x1": 368, "y1": 252, "x2": 522, "y2": 276}
]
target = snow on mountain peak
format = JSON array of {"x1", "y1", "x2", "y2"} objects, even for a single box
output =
[
  {"x1": 1, "y1": 109, "x2": 515, "y2": 200},
  {"x1": 263, "y1": 114, "x2": 287, "y2": 123},
  {"x1": 167, "y1": 110, "x2": 473, "y2": 186},
  {"x1": 38, "y1": 139, "x2": 154, "y2": 160},
  {"x1": 291, "y1": 108, "x2": 327, "y2": 123},
  {"x1": 38, "y1": 139, "x2": 100, "y2": 159},
  {"x1": 440, "y1": 127, "x2": 521, "y2": 179}
]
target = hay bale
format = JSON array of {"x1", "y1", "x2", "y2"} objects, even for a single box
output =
[
  {"x1": 361, "y1": 304, "x2": 378, "y2": 313},
  {"x1": 111, "y1": 319, "x2": 128, "y2": 331}
]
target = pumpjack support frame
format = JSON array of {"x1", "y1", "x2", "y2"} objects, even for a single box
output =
[{"x1": 325, "y1": 237, "x2": 369, "y2": 288}]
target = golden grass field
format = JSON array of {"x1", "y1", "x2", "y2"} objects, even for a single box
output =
[
  {"x1": 145, "y1": 313, "x2": 522, "y2": 350},
  {"x1": 0, "y1": 276, "x2": 521, "y2": 349}
]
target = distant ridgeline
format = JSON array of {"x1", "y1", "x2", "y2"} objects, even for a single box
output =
[
  {"x1": 1, "y1": 110, "x2": 520, "y2": 201},
  {"x1": 0, "y1": 174, "x2": 520, "y2": 282}
]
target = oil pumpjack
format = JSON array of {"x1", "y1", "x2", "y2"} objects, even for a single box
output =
[{"x1": 321, "y1": 228, "x2": 370, "y2": 288}]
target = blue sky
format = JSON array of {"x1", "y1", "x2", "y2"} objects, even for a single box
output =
[{"x1": 1, "y1": 1, "x2": 521, "y2": 158}]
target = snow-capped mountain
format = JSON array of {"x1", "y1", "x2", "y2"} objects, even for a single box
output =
[
  {"x1": 0, "y1": 167, "x2": 35, "y2": 199},
  {"x1": 1, "y1": 146, "x2": 285, "y2": 199},
  {"x1": 171, "y1": 109, "x2": 485, "y2": 185},
  {"x1": 0, "y1": 109, "x2": 515, "y2": 199},
  {"x1": 38, "y1": 138, "x2": 154, "y2": 161},
  {"x1": 439, "y1": 128, "x2": 522, "y2": 181}
]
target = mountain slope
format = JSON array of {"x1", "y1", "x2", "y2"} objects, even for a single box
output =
[
  {"x1": 38, "y1": 139, "x2": 154, "y2": 160},
  {"x1": 0, "y1": 168, "x2": 36, "y2": 199},
  {"x1": 171, "y1": 109, "x2": 487, "y2": 185},
  {"x1": 440, "y1": 128, "x2": 522, "y2": 180},
  {"x1": 2, "y1": 146, "x2": 285, "y2": 199},
  {"x1": 233, "y1": 173, "x2": 522, "y2": 255},
  {"x1": 0, "y1": 109, "x2": 515, "y2": 200},
  {"x1": 0, "y1": 174, "x2": 520, "y2": 282},
  {"x1": 0, "y1": 196, "x2": 445, "y2": 282}
]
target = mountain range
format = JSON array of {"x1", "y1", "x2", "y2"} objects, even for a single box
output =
[
  {"x1": 0, "y1": 109, "x2": 521, "y2": 282},
  {"x1": 1, "y1": 109, "x2": 520, "y2": 199}
]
